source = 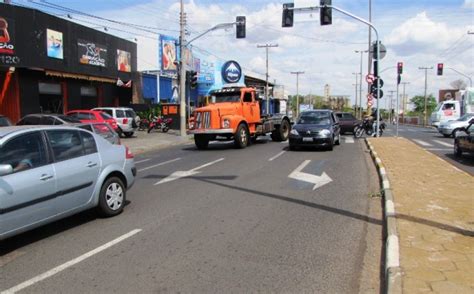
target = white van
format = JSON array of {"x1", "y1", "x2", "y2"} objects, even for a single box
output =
[{"x1": 430, "y1": 100, "x2": 460, "y2": 128}]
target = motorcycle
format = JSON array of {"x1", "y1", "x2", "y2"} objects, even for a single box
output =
[
  {"x1": 147, "y1": 116, "x2": 173, "y2": 133},
  {"x1": 138, "y1": 118, "x2": 150, "y2": 131},
  {"x1": 354, "y1": 118, "x2": 386, "y2": 138}
]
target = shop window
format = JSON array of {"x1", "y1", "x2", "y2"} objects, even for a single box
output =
[
  {"x1": 80, "y1": 86, "x2": 97, "y2": 97},
  {"x1": 39, "y1": 83, "x2": 62, "y2": 95}
]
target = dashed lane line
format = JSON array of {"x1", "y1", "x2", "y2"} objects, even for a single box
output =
[
  {"x1": 344, "y1": 136, "x2": 355, "y2": 143},
  {"x1": 134, "y1": 159, "x2": 151, "y2": 164},
  {"x1": 137, "y1": 158, "x2": 181, "y2": 172},
  {"x1": 269, "y1": 151, "x2": 286, "y2": 161}
]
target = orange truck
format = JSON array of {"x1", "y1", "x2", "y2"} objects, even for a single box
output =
[{"x1": 188, "y1": 86, "x2": 292, "y2": 149}]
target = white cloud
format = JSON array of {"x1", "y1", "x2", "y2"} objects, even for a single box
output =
[{"x1": 463, "y1": 0, "x2": 474, "y2": 9}]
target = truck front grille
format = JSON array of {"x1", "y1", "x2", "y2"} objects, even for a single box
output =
[{"x1": 195, "y1": 111, "x2": 211, "y2": 129}]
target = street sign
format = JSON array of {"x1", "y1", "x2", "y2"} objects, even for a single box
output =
[
  {"x1": 373, "y1": 78, "x2": 384, "y2": 88},
  {"x1": 372, "y1": 89, "x2": 384, "y2": 99},
  {"x1": 366, "y1": 74, "x2": 375, "y2": 84},
  {"x1": 370, "y1": 42, "x2": 387, "y2": 60}
]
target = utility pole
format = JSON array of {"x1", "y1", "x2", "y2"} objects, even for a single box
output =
[
  {"x1": 257, "y1": 44, "x2": 278, "y2": 115},
  {"x1": 179, "y1": 0, "x2": 187, "y2": 137},
  {"x1": 387, "y1": 90, "x2": 396, "y2": 122},
  {"x1": 401, "y1": 82, "x2": 410, "y2": 123},
  {"x1": 291, "y1": 71, "x2": 304, "y2": 117},
  {"x1": 352, "y1": 83, "x2": 358, "y2": 115},
  {"x1": 352, "y1": 72, "x2": 359, "y2": 116},
  {"x1": 355, "y1": 50, "x2": 368, "y2": 119},
  {"x1": 419, "y1": 66, "x2": 433, "y2": 126}
]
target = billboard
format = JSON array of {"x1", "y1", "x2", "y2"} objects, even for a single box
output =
[
  {"x1": 159, "y1": 35, "x2": 177, "y2": 73},
  {"x1": 46, "y1": 29, "x2": 63, "y2": 59},
  {"x1": 78, "y1": 39, "x2": 107, "y2": 67},
  {"x1": 0, "y1": 16, "x2": 20, "y2": 65},
  {"x1": 117, "y1": 49, "x2": 131, "y2": 72}
]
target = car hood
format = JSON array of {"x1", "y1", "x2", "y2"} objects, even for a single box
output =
[
  {"x1": 440, "y1": 120, "x2": 468, "y2": 128},
  {"x1": 293, "y1": 124, "x2": 332, "y2": 133}
]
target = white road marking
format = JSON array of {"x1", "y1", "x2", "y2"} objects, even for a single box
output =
[
  {"x1": 134, "y1": 159, "x2": 151, "y2": 164},
  {"x1": 288, "y1": 160, "x2": 332, "y2": 190},
  {"x1": 138, "y1": 158, "x2": 181, "y2": 172},
  {"x1": 432, "y1": 140, "x2": 453, "y2": 148},
  {"x1": 154, "y1": 158, "x2": 225, "y2": 185},
  {"x1": 281, "y1": 140, "x2": 289, "y2": 144},
  {"x1": 425, "y1": 148, "x2": 452, "y2": 151},
  {"x1": 412, "y1": 139, "x2": 432, "y2": 147},
  {"x1": 269, "y1": 151, "x2": 286, "y2": 161},
  {"x1": 344, "y1": 137, "x2": 355, "y2": 143},
  {"x1": 1, "y1": 229, "x2": 142, "y2": 294}
]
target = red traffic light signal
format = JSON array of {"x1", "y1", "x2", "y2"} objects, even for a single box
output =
[
  {"x1": 397, "y1": 62, "x2": 403, "y2": 74},
  {"x1": 437, "y1": 63, "x2": 443, "y2": 76}
]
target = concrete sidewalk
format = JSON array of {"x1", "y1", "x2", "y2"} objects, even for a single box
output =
[
  {"x1": 368, "y1": 137, "x2": 473, "y2": 293},
  {"x1": 121, "y1": 129, "x2": 193, "y2": 155}
]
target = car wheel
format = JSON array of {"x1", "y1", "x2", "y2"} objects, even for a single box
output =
[
  {"x1": 289, "y1": 144, "x2": 297, "y2": 151},
  {"x1": 124, "y1": 132, "x2": 134, "y2": 138},
  {"x1": 327, "y1": 137, "x2": 334, "y2": 151},
  {"x1": 234, "y1": 123, "x2": 249, "y2": 149},
  {"x1": 97, "y1": 176, "x2": 125, "y2": 217},
  {"x1": 335, "y1": 133, "x2": 341, "y2": 145},
  {"x1": 195, "y1": 134, "x2": 209, "y2": 150},
  {"x1": 454, "y1": 140, "x2": 462, "y2": 157}
]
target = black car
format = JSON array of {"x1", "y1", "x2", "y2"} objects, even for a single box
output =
[
  {"x1": 0, "y1": 115, "x2": 12, "y2": 127},
  {"x1": 16, "y1": 114, "x2": 80, "y2": 125},
  {"x1": 454, "y1": 118, "x2": 474, "y2": 158},
  {"x1": 289, "y1": 110, "x2": 341, "y2": 151},
  {"x1": 335, "y1": 112, "x2": 360, "y2": 134}
]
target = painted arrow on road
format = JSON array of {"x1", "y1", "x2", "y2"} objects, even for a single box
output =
[
  {"x1": 154, "y1": 158, "x2": 225, "y2": 186},
  {"x1": 289, "y1": 160, "x2": 332, "y2": 190}
]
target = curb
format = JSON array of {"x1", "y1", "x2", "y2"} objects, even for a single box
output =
[{"x1": 365, "y1": 139, "x2": 403, "y2": 294}]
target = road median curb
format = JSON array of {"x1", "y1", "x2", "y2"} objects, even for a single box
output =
[{"x1": 365, "y1": 139, "x2": 402, "y2": 294}]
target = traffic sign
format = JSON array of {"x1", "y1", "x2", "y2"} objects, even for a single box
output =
[
  {"x1": 372, "y1": 89, "x2": 384, "y2": 99},
  {"x1": 366, "y1": 74, "x2": 375, "y2": 84},
  {"x1": 370, "y1": 41, "x2": 387, "y2": 60},
  {"x1": 373, "y1": 78, "x2": 384, "y2": 88}
]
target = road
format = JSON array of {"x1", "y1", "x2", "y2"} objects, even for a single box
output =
[
  {"x1": 383, "y1": 124, "x2": 474, "y2": 175},
  {"x1": 1, "y1": 136, "x2": 382, "y2": 293}
]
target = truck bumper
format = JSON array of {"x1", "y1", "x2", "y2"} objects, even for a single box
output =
[{"x1": 188, "y1": 128, "x2": 234, "y2": 135}]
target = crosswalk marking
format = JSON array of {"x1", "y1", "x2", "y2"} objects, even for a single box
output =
[
  {"x1": 344, "y1": 137, "x2": 354, "y2": 143},
  {"x1": 412, "y1": 139, "x2": 432, "y2": 147},
  {"x1": 432, "y1": 140, "x2": 453, "y2": 148}
]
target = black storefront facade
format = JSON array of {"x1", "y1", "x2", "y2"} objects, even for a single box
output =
[{"x1": 0, "y1": 4, "x2": 137, "y2": 123}]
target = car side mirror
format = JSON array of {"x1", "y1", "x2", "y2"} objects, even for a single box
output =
[{"x1": 0, "y1": 164, "x2": 13, "y2": 176}]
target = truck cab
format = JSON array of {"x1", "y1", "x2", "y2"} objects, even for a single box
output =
[{"x1": 430, "y1": 100, "x2": 460, "y2": 128}]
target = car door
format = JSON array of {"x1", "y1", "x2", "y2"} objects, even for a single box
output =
[
  {"x1": 331, "y1": 112, "x2": 340, "y2": 136},
  {"x1": 0, "y1": 131, "x2": 57, "y2": 237},
  {"x1": 242, "y1": 91, "x2": 260, "y2": 124},
  {"x1": 46, "y1": 129, "x2": 101, "y2": 213}
]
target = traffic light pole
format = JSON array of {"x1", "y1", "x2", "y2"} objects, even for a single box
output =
[{"x1": 446, "y1": 67, "x2": 473, "y2": 87}]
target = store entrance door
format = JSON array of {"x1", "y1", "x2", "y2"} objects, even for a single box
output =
[{"x1": 38, "y1": 83, "x2": 63, "y2": 114}]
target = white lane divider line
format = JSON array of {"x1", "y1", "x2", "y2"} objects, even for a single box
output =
[
  {"x1": 412, "y1": 139, "x2": 432, "y2": 147},
  {"x1": 155, "y1": 158, "x2": 225, "y2": 186},
  {"x1": 425, "y1": 148, "x2": 451, "y2": 151},
  {"x1": 134, "y1": 159, "x2": 151, "y2": 164},
  {"x1": 432, "y1": 140, "x2": 453, "y2": 148},
  {"x1": 344, "y1": 137, "x2": 355, "y2": 143},
  {"x1": 269, "y1": 151, "x2": 286, "y2": 161},
  {"x1": 1, "y1": 229, "x2": 142, "y2": 294},
  {"x1": 138, "y1": 158, "x2": 181, "y2": 172}
]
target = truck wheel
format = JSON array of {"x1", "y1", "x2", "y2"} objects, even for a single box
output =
[
  {"x1": 279, "y1": 119, "x2": 290, "y2": 141},
  {"x1": 195, "y1": 134, "x2": 209, "y2": 150},
  {"x1": 234, "y1": 124, "x2": 249, "y2": 149}
]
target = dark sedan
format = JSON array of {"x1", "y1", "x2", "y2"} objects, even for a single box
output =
[
  {"x1": 0, "y1": 115, "x2": 12, "y2": 127},
  {"x1": 289, "y1": 110, "x2": 341, "y2": 151},
  {"x1": 454, "y1": 118, "x2": 474, "y2": 158},
  {"x1": 335, "y1": 112, "x2": 360, "y2": 134}
]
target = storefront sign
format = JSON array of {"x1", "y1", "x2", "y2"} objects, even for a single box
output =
[
  {"x1": 159, "y1": 35, "x2": 177, "y2": 74},
  {"x1": 221, "y1": 60, "x2": 242, "y2": 84},
  {"x1": 47, "y1": 29, "x2": 63, "y2": 59},
  {"x1": 117, "y1": 49, "x2": 131, "y2": 72},
  {"x1": 0, "y1": 16, "x2": 20, "y2": 65},
  {"x1": 78, "y1": 39, "x2": 107, "y2": 67}
]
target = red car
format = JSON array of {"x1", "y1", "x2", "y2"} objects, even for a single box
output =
[{"x1": 66, "y1": 110, "x2": 118, "y2": 131}]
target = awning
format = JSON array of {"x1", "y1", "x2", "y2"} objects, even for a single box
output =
[{"x1": 45, "y1": 70, "x2": 116, "y2": 84}]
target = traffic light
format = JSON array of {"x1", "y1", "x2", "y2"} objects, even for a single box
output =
[
  {"x1": 397, "y1": 62, "x2": 403, "y2": 74},
  {"x1": 190, "y1": 71, "x2": 198, "y2": 89},
  {"x1": 437, "y1": 63, "x2": 443, "y2": 76},
  {"x1": 282, "y1": 3, "x2": 294, "y2": 27},
  {"x1": 236, "y1": 16, "x2": 246, "y2": 39},
  {"x1": 320, "y1": 0, "x2": 332, "y2": 26}
]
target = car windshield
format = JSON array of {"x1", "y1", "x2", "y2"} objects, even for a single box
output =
[
  {"x1": 298, "y1": 112, "x2": 331, "y2": 125},
  {"x1": 100, "y1": 112, "x2": 113, "y2": 120},
  {"x1": 212, "y1": 92, "x2": 241, "y2": 103},
  {"x1": 458, "y1": 114, "x2": 474, "y2": 121}
]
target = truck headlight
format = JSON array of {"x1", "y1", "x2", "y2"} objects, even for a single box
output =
[
  {"x1": 290, "y1": 129, "x2": 299, "y2": 135},
  {"x1": 319, "y1": 129, "x2": 331, "y2": 137},
  {"x1": 222, "y1": 119, "x2": 230, "y2": 128}
]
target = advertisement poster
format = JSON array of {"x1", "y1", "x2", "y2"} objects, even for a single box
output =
[
  {"x1": 159, "y1": 35, "x2": 177, "y2": 73},
  {"x1": 117, "y1": 49, "x2": 131, "y2": 72},
  {"x1": 78, "y1": 39, "x2": 107, "y2": 67},
  {"x1": 46, "y1": 29, "x2": 63, "y2": 59},
  {"x1": 0, "y1": 16, "x2": 20, "y2": 65}
]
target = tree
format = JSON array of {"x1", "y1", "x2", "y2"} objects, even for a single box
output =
[
  {"x1": 410, "y1": 94, "x2": 437, "y2": 114},
  {"x1": 450, "y1": 79, "x2": 467, "y2": 90}
]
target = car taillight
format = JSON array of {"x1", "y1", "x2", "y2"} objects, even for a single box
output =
[
  {"x1": 125, "y1": 146, "x2": 134, "y2": 159},
  {"x1": 123, "y1": 118, "x2": 128, "y2": 124}
]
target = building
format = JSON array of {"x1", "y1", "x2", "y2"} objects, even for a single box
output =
[{"x1": 0, "y1": 3, "x2": 137, "y2": 122}]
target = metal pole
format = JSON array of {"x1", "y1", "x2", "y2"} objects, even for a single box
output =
[
  {"x1": 396, "y1": 81, "x2": 400, "y2": 137},
  {"x1": 367, "y1": 0, "x2": 372, "y2": 115},
  {"x1": 355, "y1": 50, "x2": 367, "y2": 119},
  {"x1": 179, "y1": 0, "x2": 187, "y2": 137},
  {"x1": 257, "y1": 44, "x2": 278, "y2": 115},
  {"x1": 446, "y1": 67, "x2": 473, "y2": 87},
  {"x1": 419, "y1": 67, "x2": 433, "y2": 127},
  {"x1": 401, "y1": 82, "x2": 410, "y2": 124},
  {"x1": 291, "y1": 71, "x2": 304, "y2": 117},
  {"x1": 352, "y1": 72, "x2": 358, "y2": 116},
  {"x1": 388, "y1": 90, "x2": 395, "y2": 122}
]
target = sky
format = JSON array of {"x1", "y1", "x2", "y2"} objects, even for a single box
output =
[{"x1": 12, "y1": 0, "x2": 474, "y2": 109}]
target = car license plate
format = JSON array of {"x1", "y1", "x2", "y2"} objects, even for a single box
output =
[{"x1": 303, "y1": 137, "x2": 313, "y2": 142}]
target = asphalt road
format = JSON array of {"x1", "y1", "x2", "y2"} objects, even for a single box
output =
[
  {"x1": 1, "y1": 135, "x2": 382, "y2": 293},
  {"x1": 383, "y1": 124, "x2": 474, "y2": 175}
]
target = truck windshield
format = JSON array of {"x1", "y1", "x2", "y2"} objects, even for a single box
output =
[{"x1": 212, "y1": 93, "x2": 241, "y2": 103}]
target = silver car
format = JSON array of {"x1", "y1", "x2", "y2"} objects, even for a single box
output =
[
  {"x1": 0, "y1": 126, "x2": 136, "y2": 240},
  {"x1": 92, "y1": 107, "x2": 138, "y2": 138},
  {"x1": 438, "y1": 113, "x2": 474, "y2": 138}
]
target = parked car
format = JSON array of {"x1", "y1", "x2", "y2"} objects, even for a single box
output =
[
  {"x1": 92, "y1": 107, "x2": 138, "y2": 137},
  {"x1": 0, "y1": 125, "x2": 136, "y2": 240},
  {"x1": 289, "y1": 110, "x2": 341, "y2": 151},
  {"x1": 335, "y1": 112, "x2": 360, "y2": 134},
  {"x1": 76, "y1": 122, "x2": 121, "y2": 145},
  {"x1": 16, "y1": 114, "x2": 80, "y2": 125},
  {"x1": 454, "y1": 118, "x2": 474, "y2": 158},
  {"x1": 66, "y1": 110, "x2": 119, "y2": 132},
  {"x1": 0, "y1": 115, "x2": 12, "y2": 127},
  {"x1": 438, "y1": 113, "x2": 474, "y2": 138}
]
